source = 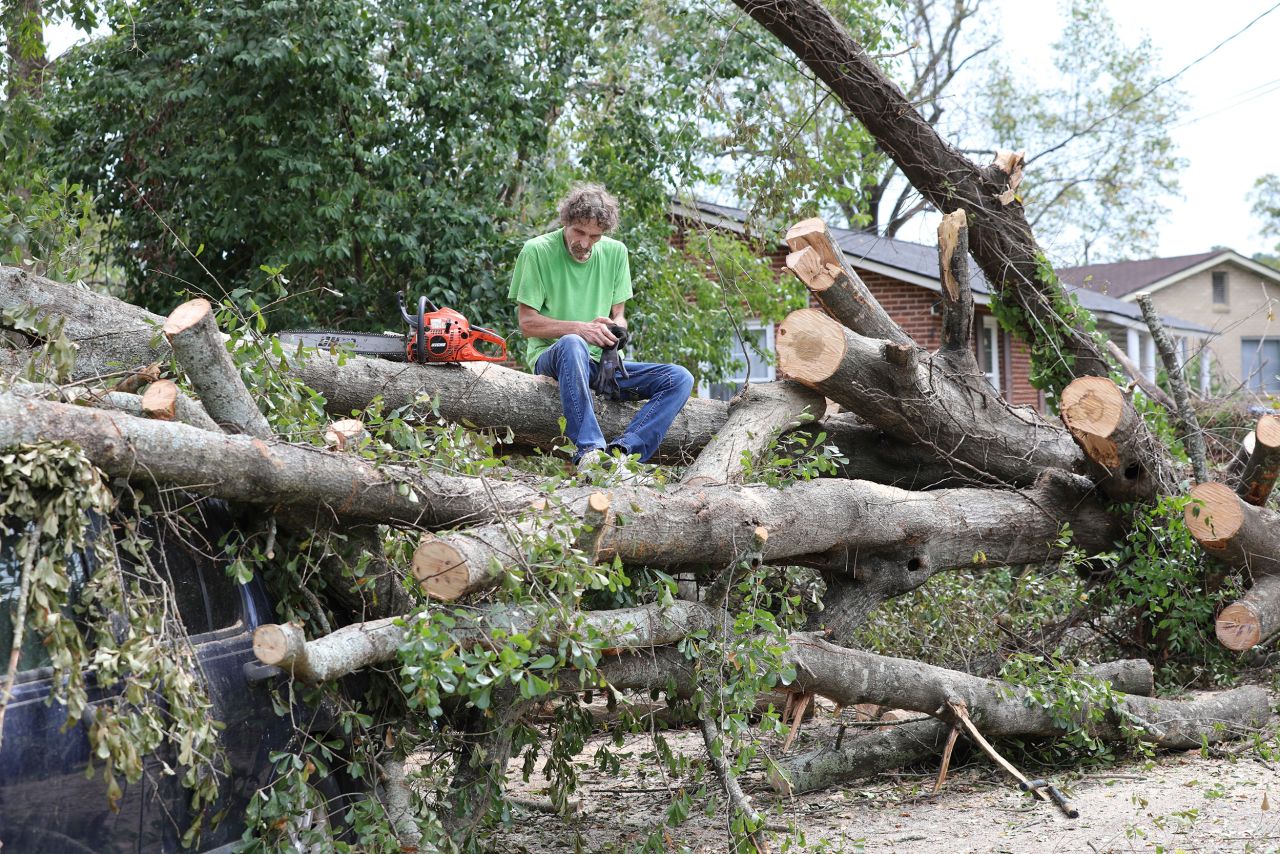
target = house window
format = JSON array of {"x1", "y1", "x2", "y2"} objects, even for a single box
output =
[
  {"x1": 701, "y1": 322, "x2": 774, "y2": 401},
  {"x1": 1242, "y1": 338, "x2": 1280, "y2": 393},
  {"x1": 1212, "y1": 271, "x2": 1228, "y2": 305},
  {"x1": 977, "y1": 315, "x2": 1001, "y2": 393}
]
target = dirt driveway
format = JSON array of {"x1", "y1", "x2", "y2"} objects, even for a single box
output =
[{"x1": 493, "y1": 702, "x2": 1279, "y2": 853}]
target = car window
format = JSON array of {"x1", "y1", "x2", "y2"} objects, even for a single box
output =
[
  {"x1": 148, "y1": 522, "x2": 241, "y2": 636},
  {"x1": 0, "y1": 524, "x2": 91, "y2": 672}
]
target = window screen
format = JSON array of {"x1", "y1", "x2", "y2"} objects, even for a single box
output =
[
  {"x1": 1242, "y1": 338, "x2": 1280, "y2": 393},
  {"x1": 706, "y1": 324, "x2": 774, "y2": 401},
  {"x1": 1212, "y1": 271, "x2": 1228, "y2": 305}
]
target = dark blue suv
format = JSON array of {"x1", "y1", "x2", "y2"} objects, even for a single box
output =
[{"x1": 0, "y1": 510, "x2": 305, "y2": 852}]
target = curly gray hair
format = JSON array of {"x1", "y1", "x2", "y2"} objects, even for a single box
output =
[{"x1": 557, "y1": 183, "x2": 620, "y2": 232}]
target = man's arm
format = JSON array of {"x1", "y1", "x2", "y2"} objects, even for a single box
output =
[{"x1": 518, "y1": 304, "x2": 618, "y2": 347}]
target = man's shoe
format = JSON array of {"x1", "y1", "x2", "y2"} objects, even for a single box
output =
[{"x1": 575, "y1": 448, "x2": 608, "y2": 475}]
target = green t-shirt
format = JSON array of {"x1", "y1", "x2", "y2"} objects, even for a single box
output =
[{"x1": 507, "y1": 228, "x2": 633, "y2": 370}]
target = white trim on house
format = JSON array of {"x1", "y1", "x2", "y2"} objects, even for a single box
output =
[
  {"x1": 698, "y1": 320, "x2": 776, "y2": 400},
  {"x1": 1116, "y1": 250, "x2": 1280, "y2": 301},
  {"x1": 979, "y1": 315, "x2": 1001, "y2": 392}
]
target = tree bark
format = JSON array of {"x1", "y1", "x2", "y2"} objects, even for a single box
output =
[
  {"x1": 1184, "y1": 481, "x2": 1280, "y2": 575},
  {"x1": 936, "y1": 210, "x2": 976, "y2": 367},
  {"x1": 680, "y1": 381, "x2": 825, "y2": 487},
  {"x1": 254, "y1": 601, "x2": 726, "y2": 683},
  {"x1": 1059, "y1": 376, "x2": 1175, "y2": 502},
  {"x1": 163, "y1": 299, "x2": 273, "y2": 439},
  {"x1": 414, "y1": 465, "x2": 1118, "y2": 608},
  {"x1": 783, "y1": 218, "x2": 910, "y2": 345},
  {"x1": 1216, "y1": 573, "x2": 1280, "y2": 651},
  {"x1": 773, "y1": 659, "x2": 1156, "y2": 795},
  {"x1": 0, "y1": 267, "x2": 169, "y2": 381},
  {"x1": 776, "y1": 308, "x2": 1085, "y2": 487},
  {"x1": 729, "y1": 0, "x2": 1112, "y2": 383},
  {"x1": 1237, "y1": 414, "x2": 1280, "y2": 507}
]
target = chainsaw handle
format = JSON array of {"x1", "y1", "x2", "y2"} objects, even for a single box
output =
[
  {"x1": 465, "y1": 326, "x2": 509, "y2": 362},
  {"x1": 416, "y1": 296, "x2": 428, "y2": 363}
]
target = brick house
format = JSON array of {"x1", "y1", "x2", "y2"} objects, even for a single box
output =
[
  {"x1": 1058, "y1": 250, "x2": 1280, "y2": 395},
  {"x1": 673, "y1": 199, "x2": 1211, "y2": 411}
]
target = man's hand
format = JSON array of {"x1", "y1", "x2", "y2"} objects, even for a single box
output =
[{"x1": 578, "y1": 319, "x2": 619, "y2": 347}]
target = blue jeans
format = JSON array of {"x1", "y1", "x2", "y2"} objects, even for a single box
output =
[{"x1": 534, "y1": 334, "x2": 694, "y2": 463}]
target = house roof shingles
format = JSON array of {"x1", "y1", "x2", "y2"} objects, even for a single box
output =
[
  {"x1": 680, "y1": 198, "x2": 1211, "y2": 334},
  {"x1": 1056, "y1": 252, "x2": 1221, "y2": 299}
]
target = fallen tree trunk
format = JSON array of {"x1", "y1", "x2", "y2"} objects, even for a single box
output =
[
  {"x1": 770, "y1": 636, "x2": 1270, "y2": 795},
  {"x1": 253, "y1": 600, "x2": 726, "y2": 683},
  {"x1": 0, "y1": 391, "x2": 1118, "y2": 587},
  {"x1": 680, "y1": 381, "x2": 825, "y2": 487},
  {"x1": 2, "y1": 267, "x2": 975, "y2": 486},
  {"x1": 1216, "y1": 573, "x2": 1280, "y2": 651},
  {"x1": 0, "y1": 267, "x2": 169, "y2": 380},
  {"x1": 415, "y1": 467, "x2": 1118, "y2": 618},
  {"x1": 774, "y1": 659, "x2": 1156, "y2": 794},
  {"x1": 1184, "y1": 481, "x2": 1280, "y2": 575},
  {"x1": 1237, "y1": 414, "x2": 1280, "y2": 507},
  {"x1": 728, "y1": 0, "x2": 1111, "y2": 383},
  {"x1": 1059, "y1": 376, "x2": 1175, "y2": 502},
  {"x1": 775, "y1": 307, "x2": 1085, "y2": 487}
]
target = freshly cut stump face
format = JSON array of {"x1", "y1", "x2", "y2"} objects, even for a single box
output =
[
  {"x1": 777, "y1": 310, "x2": 847, "y2": 385},
  {"x1": 1059, "y1": 377, "x2": 1124, "y2": 469},
  {"x1": 162, "y1": 298, "x2": 213, "y2": 338},
  {"x1": 1216, "y1": 601, "x2": 1262, "y2": 651},
  {"x1": 1184, "y1": 482, "x2": 1244, "y2": 551}
]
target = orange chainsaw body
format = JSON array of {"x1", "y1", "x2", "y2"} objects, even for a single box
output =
[{"x1": 407, "y1": 306, "x2": 508, "y2": 364}]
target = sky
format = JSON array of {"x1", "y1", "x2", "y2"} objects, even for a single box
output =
[
  {"x1": 46, "y1": 1, "x2": 1280, "y2": 261},
  {"x1": 973, "y1": 0, "x2": 1280, "y2": 260}
]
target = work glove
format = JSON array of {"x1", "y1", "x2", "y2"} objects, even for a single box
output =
[{"x1": 590, "y1": 324, "x2": 630, "y2": 400}]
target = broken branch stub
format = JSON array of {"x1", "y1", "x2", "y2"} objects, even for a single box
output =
[
  {"x1": 163, "y1": 298, "x2": 272, "y2": 439},
  {"x1": 1059, "y1": 376, "x2": 1172, "y2": 502},
  {"x1": 1184, "y1": 481, "x2": 1280, "y2": 575},
  {"x1": 1216, "y1": 573, "x2": 1280, "y2": 652},
  {"x1": 1237, "y1": 414, "x2": 1280, "y2": 507}
]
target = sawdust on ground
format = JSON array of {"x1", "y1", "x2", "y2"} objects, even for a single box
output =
[{"x1": 489, "y1": 697, "x2": 1280, "y2": 854}]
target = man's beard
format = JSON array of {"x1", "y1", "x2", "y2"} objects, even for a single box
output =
[{"x1": 570, "y1": 245, "x2": 592, "y2": 261}]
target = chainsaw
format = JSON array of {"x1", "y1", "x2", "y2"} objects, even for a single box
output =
[{"x1": 277, "y1": 291, "x2": 508, "y2": 364}]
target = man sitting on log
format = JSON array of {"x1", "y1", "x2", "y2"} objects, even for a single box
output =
[{"x1": 509, "y1": 182, "x2": 693, "y2": 471}]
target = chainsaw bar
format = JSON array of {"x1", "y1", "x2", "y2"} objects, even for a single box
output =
[{"x1": 276, "y1": 330, "x2": 409, "y2": 361}]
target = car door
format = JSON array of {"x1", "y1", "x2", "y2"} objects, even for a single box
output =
[
  {"x1": 0, "y1": 536, "x2": 145, "y2": 853},
  {"x1": 137, "y1": 515, "x2": 300, "y2": 852}
]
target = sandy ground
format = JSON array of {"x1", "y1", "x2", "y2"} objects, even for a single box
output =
[{"x1": 489, "y1": 701, "x2": 1280, "y2": 854}]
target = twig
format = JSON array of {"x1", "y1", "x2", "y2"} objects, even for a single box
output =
[
  {"x1": 1135, "y1": 292, "x2": 1209, "y2": 483},
  {"x1": 0, "y1": 547, "x2": 36, "y2": 749},
  {"x1": 698, "y1": 715, "x2": 771, "y2": 853}
]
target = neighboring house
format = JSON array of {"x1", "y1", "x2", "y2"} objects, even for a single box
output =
[
  {"x1": 674, "y1": 199, "x2": 1211, "y2": 411},
  {"x1": 1059, "y1": 250, "x2": 1280, "y2": 395}
]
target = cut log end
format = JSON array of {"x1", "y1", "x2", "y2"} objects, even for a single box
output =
[
  {"x1": 1216, "y1": 602, "x2": 1262, "y2": 651},
  {"x1": 783, "y1": 217, "x2": 827, "y2": 249},
  {"x1": 253, "y1": 623, "x2": 303, "y2": 667},
  {"x1": 1257, "y1": 415, "x2": 1280, "y2": 450},
  {"x1": 162, "y1": 298, "x2": 214, "y2": 338},
  {"x1": 776, "y1": 310, "x2": 847, "y2": 385},
  {"x1": 141, "y1": 379, "x2": 179, "y2": 421},
  {"x1": 413, "y1": 537, "x2": 470, "y2": 600},
  {"x1": 1060, "y1": 377, "x2": 1125, "y2": 437},
  {"x1": 587, "y1": 491, "x2": 611, "y2": 515},
  {"x1": 325, "y1": 418, "x2": 366, "y2": 451},
  {"x1": 1185, "y1": 482, "x2": 1244, "y2": 548},
  {"x1": 784, "y1": 247, "x2": 837, "y2": 292}
]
